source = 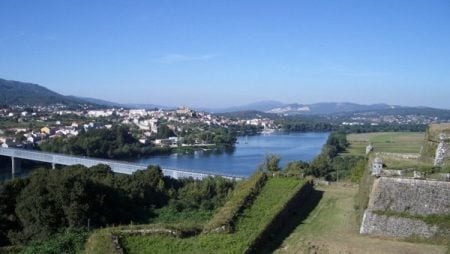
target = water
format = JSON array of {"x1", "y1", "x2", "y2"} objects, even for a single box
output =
[{"x1": 135, "y1": 132, "x2": 329, "y2": 177}]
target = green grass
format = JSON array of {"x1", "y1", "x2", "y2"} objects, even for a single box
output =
[
  {"x1": 267, "y1": 185, "x2": 447, "y2": 254},
  {"x1": 151, "y1": 207, "x2": 216, "y2": 225},
  {"x1": 84, "y1": 229, "x2": 119, "y2": 254},
  {"x1": 16, "y1": 231, "x2": 89, "y2": 254},
  {"x1": 203, "y1": 171, "x2": 267, "y2": 233},
  {"x1": 346, "y1": 132, "x2": 424, "y2": 156},
  {"x1": 119, "y1": 177, "x2": 307, "y2": 254}
]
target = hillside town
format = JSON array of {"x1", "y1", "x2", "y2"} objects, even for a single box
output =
[{"x1": 0, "y1": 106, "x2": 273, "y2": 149}]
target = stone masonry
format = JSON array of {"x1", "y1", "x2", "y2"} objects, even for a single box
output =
[{"x1": 360, "y1": 177, "x2": 450, "y2": 239}]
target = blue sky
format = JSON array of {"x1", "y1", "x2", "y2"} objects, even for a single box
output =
[{"x1": 1, "y1": 0, "x2": 450, "y2": 108}]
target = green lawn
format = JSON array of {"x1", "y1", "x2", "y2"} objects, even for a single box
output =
[
  {"x1": 266, "y1": 185, "x2": 447, "y2": 254},
  {"x1": 346, "y1": 132, "x2": 424, "y2": 156},
  {"x1": 119, "y1": 177, "x2": 307, "y2": 254}
]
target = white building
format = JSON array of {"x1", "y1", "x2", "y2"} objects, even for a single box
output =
[
  {"x1": 129, "y1": 109, "x2": 147, "y2": 117},
  {"x1": 87, "y1": 110, "x2": 113, "y2": 118},
  {"x1": 372, "y1": 157, "x2": 383, "y2": 176}
]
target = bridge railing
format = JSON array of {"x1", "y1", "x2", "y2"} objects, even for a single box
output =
[{"x1": 0, "y1": 147, "x2": 245, "y2": 180}]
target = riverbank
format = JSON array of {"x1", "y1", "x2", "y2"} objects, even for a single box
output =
[{"x1": 135, "y1": 132, "x2": 329, "y2": 177}]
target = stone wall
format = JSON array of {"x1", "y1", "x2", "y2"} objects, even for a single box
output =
[
  {"x1": 434, "y1": 140, "x2": 449, "y2": 166},
  {"x1": 368, "y1": 177, "x2": 450, "y2": 216},
  {"x1": 360, "y1": 177, "x2": 450, "y2": 239},
  {"x1": 360, "y1": 211, "x2": 439, "y2": 238}
]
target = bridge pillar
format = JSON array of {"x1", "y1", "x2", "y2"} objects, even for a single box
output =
[
  {"x1": 11, "y1": 157, "x2": 21, "y2": 178},
  {"x1": 52, "y1": 163, "x2": 56, "y2": 170}
]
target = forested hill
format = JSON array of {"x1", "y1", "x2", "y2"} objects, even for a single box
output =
[{"x1": 0, "y1": 78, "x2": 86, "y2": 106}]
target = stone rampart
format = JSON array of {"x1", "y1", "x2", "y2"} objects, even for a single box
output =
[
  {"x1": 368, "y1": 177, "x2": 450, "y2": 216},
  {"x1": 360, "y1": 211, "x2": 440, "y2": 238},
  {"x1": 360, "y1": 177, "x2": 450, "y2": 239}
]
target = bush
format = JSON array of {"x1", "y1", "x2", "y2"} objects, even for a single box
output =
[
  {"x1": 203, "y1": 172, "x2": 267, "y2": 233},
  {"x1": 19, "y1": 230, "x2": 89, "y2": 254}
]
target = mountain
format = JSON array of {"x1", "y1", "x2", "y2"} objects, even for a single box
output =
[
  {"x1": 0, "y1": 78, "x2": 86, "y2": 106},
  {"x1": 69, "y1": 96, "x2": 124, "y2": 107},
  {"x1": 208, "y1": 101, "x2": 394, "y2": 115},
  {"x1": 69, "y1": 97, "x2": 173, "y2": 109},
  {"x1": 125, "y1": 103, "x2": 175, "y2": 110},
  {"x1": 266, "y1": 102, "x2": 394, "y2": 115},
  {"x1": 205, "y1": 100, "x2": 286, "y2": 113}
]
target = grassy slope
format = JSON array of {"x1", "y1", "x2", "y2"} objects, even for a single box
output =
[
  {"x1": 120, "y1": 177, "x2": 306, "y2": 254},
  {"x1": 267, "y1": 184, "x2": 447, "y2": 254},
  {"x1": 346, "y1": 132, "x2": 424, "y2": 156}
]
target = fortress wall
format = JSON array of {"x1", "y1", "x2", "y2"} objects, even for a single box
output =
[
  {"x1": 360, "y1": 211, "x2": 440, "y2": 238},
  {"x1": 361, "y1": 177, "x2": 450, "y2": 239},
  {"x1": 368, "y1": 177, "x2": 450, "y2": 216}
]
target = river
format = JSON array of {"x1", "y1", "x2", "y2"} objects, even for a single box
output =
[{"x1": 134, "y1": 132, "x2": 329, "y2": 177}]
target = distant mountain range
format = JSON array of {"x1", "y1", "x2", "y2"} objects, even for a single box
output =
[
  {"x1": 67, "y1": 96, "x2": 122, "y2": 107},
  {"x1": 208, "y1": 101, "x2": 396, "y2": 115},
  {"x1": 68, "y1": 97, "x2": 173, "y2": 110},
  {"x1": 1, "y1": 78, "x2": 448, "y2": 116},
  {"x1": 0, "y1": 78, "x2": 85, "y2": 106},
  {"x1": 267, "y1": 101, "x2": 395, "y2": 115}
]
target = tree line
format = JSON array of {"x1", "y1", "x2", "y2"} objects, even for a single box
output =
[
  {"x1": 260, "y1": 132, "x2": 366, "y2": 182},
  {"x1": 0, "y1": 165, "x2": 235, "y2": 247},
  {"x1": 39, "y1": 125, "x2": 170, "y2": 159},
  {"x1": 275, "y1": 117, "x2": 426, "y2": 133}
]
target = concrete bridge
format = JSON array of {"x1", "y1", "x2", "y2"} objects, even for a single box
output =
[{"x1": 0, "y1": 147, "x2": 244, "y2": 180}]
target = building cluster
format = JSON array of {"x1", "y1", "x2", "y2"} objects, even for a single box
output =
[
  {"x1": 342, "y1": 113, "x2": 441, "y2": 126},
  {"x1": 0, "y1": 106, "x2": 274, "y2": 148}
]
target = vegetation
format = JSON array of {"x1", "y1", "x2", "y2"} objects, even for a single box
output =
[
  {"x1": 228, "y1": 124, "x2": 263, "y2": 136},
  {"x1": 39, "y1": 125, "x2": 171, "y2": 159},
  {"x1": 421, "y1": 124, "x2": 450, "y2": 164},
  {"x1": 203, "y1": 172, "x2": 267, "y2": 233},
  {"x1": 0, "y1": 164, "x2": 235, "y2": 249},
  {"x1": 84, "y1": 229, "x2": 119, "y2": 254},
  {"x1": 346, "y1": 132, "x2": 424, "y2": 155},
  {"x1": 258, "y1": 154, "x2": 281, "y2": 172},
  {"x1": 38, "y1": 124, "x2": 239, "y2": 160},
  {"x1": 120, "y1": 177, "x2": 308, "y2": 254},
  {"x1": 265, "y1": 185, "x2": 446, "y2": 254},
  {"x1": 276, "y1": 117, "x2": 333, "y2": 132},
  {"x1": 0, "y1": 78, "x2": 89, "y2": 106},
  {"x1": 276, "y1": 116, "x2": 427, "y2": 133},
  {"x1": 179, "y1": 126, "x2": 237, "y2": 146},
  {"x1": 16, "y1": 230, "x2": 89, "y2": 254},
  {"x1": 165, "y1": 176, "x2": 235, "y2": 218},
  {"x1": 285, "y1": 132, "x2": 366, "y2": 181},
  {"x1": 354, "y1": 164, "x2": 374, "y2": 223},
  {"x1": 255, "y1": 132, "x2": 367, "y2": 182}
]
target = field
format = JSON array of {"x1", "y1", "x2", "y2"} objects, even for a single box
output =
[
  {"x1": 117, "y1": 177, "x2": 308, "y2": 253},
  {"x1": 346, "y1": 132, "x2": 424, "y2": 156},
  {"x1": 263, "y1": 184, "x2": 447, "y2": 254}
]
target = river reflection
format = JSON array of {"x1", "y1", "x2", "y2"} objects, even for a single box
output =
[{"x1": 135, "y1": 132, "x2": 329, "y2": 177}]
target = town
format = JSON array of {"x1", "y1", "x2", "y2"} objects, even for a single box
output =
[{"x1": 0, "y1": 105, "x2": 274, "y2": 149}]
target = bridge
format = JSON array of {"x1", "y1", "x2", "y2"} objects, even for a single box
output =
[{"x1": 0, "y1": 147, "x2": 244, "y2": 180}]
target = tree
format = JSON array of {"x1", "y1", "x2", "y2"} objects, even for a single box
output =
[
  {"x1": 157, "y1": 125, "x2": 175, "y2": 139},
  {"x1": 284, "y1": 160, "x2": 309, "y2": 174},
  {"x1": 0, "y1": 178, "x2": 28, "y2": 246},
  {"x1": 309, "y1": 154, "x2": 329, "y2": 177},
  {"x1": 259, "y1": 154, "x2": 281, "y2": 172}
]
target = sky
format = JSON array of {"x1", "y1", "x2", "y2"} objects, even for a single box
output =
[{"x1": 1, "y1": 0, "x2": 450, "y2": 109}]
